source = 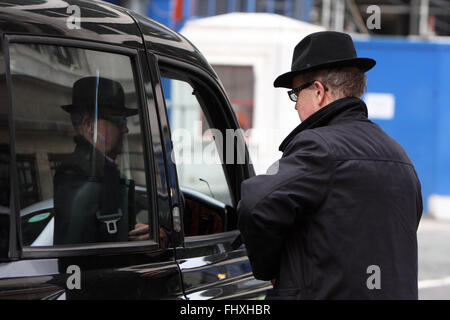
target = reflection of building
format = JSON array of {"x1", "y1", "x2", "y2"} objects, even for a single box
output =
[
  {"x1": 16, "y1": 153, "x2": 41, "y2": 208},
  {"x1": 0, "y1": 144, "x2": 10, "y2": 207}
]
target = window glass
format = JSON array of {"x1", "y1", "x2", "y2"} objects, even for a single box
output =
[
  {"x1": 0, "y1": 50, "x2": 10, "y2": 256},
  {"x1": 159, "y1": 68, "x2": 239, "y2": 236},
  {"x1": 9, "y1": 43, "x2": 153, "y2": 246},
  {"x1": 161, "y1": 76, "x2": 233, "y2": 207}
]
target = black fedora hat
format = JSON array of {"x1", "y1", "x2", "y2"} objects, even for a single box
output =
[
  {"x1": 274, "y1": 31, "x2": 376, "y2": 88},
  {"x1": 61, "y1": 76, "x2": 138, "y2": 117}
]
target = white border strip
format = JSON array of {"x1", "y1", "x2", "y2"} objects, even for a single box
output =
[{"x1": 419, "y1": 276, "x2": 450, "y2": 289}]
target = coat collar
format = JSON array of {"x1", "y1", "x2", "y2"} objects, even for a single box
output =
[
  {"x1": 279, "y1": 97, "x2": 369, "y2": 152},
  {"x1": 73, "y1": 135, "x2": 115, "y2": 165},
  {"x1": 72, "y1": 135, "x2": 117, "y2": 176}
]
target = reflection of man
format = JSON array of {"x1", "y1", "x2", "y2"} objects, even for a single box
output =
[
  {"x1": 238, "y1": 32, "x2": 422, "y2": 299},
  {"x1": 54, "y1": 76, "x2": 148, "y2": 244}
]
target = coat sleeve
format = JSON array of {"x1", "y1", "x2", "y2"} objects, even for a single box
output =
[{"x1": 237, "y1": 130, "x2": 333, "y2": 281}]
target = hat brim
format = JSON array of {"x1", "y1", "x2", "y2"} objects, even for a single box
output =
[
  {"x1": 61, "y1": 104, "x2": 139, "y2": 117},
  {"x1": 273, "y1": 57, "x2": 376, "y2": 88}
]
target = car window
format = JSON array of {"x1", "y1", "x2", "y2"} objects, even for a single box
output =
[
  {"x1": 159, "y1": 69, "x2": 236, "y2": 236},
  {"x1": 0, "y1": 50, "x2": 10, "y2": 256},
  {"x1": 9, "y1": 43, "x2": 153, "y2": 246},
  {"x1": 161, "y1": 75, "x2": 232, "y2": 206}
]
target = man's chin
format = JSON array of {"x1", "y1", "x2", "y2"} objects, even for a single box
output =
[
  {"x1": 106, "y1": 137, "x2": 124, "y2": 159},
  {"x1": 107, "y1": 151, "x2": 119, "y2": 159},
  {"x1": 107, "y1": 147, "x2": 123, "y2": 159}
]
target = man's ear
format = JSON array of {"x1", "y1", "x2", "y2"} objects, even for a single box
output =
[
  {"x1": 81, "y1": 115, "x2": 94, "y2": 135},
  {"x1": 314, "y1": 81, "x2": 329, "y2": 107}
]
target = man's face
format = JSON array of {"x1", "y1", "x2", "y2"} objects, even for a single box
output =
[
  {"x1": 82, "y1": 115, "x2": 129, "y2": 158},
  {"x1": 291, "y1": 75, "x2": 320, "y2": 122}
]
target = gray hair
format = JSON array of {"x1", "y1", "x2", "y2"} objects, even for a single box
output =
[
  {"x1": 299, "y1": 66, "x2": 367, "y2": 99},
  {"x1": 70, "y1": 111, "x2": 90, "y2": 134}
]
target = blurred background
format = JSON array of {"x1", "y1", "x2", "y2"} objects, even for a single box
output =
[{"x1": 102, "y1": 0, "x2": 450, "y2": 299}]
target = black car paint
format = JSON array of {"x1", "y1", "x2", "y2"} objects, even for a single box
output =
[{"x1": 0, "y1": 0, "x2": 269, "y2": 299}]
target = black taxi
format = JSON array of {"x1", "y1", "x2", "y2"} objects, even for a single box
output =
[{"x1": 0, "y1": 0, "x2": 270, "y2": 299}]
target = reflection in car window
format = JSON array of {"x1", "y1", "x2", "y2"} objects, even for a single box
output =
[
  {"x1": 0, "y1": 63, "x2": 10, "y2": 256},
  {"x1": 9, "y1": 43, "x2": 153, "y2": 246}
]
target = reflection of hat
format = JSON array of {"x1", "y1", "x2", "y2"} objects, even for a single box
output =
[
  {"x1": 61, "y1": 77, "x2": 138, "y2": 117},
  {"x1": 274, "y1": 31, "x2": 376, "y2": 88}
]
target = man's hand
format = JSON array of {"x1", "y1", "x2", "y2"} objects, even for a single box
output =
[{"x1": 128, "y1": 223, "x2": 150, "y2": 241}]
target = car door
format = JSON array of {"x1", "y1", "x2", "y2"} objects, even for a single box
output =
[
  {"x1": 0, "y1": 36, "x2": 183, "y2": 299},
  {"x1": 149, "y1": 54, "x2": 271, "y2": 300}
]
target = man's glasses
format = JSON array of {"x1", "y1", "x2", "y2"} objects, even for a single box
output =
[{"x1": 287, "y1": 80, "x2": 328, "y2": 102}]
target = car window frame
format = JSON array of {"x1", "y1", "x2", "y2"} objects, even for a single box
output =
[
  {"x1": 1, "y1": 34, "x2": 17, "y2": 261},
  {"x1": 5, "y1": 35, "x2": 160, "y2": 258},
  {"x1": 151, "y1": 53, "x2": 255, "y2": 244}
]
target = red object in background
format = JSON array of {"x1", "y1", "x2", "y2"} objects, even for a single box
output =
[
  {"x1": 173, "y1": 0, "x2": 183, "y2": 26},
  {"x1": 236, "y1": 110, "x2": 249, "y2": 130},
  {"x1": 428, "y1": 14, "x2": 435, "y2": 34}
]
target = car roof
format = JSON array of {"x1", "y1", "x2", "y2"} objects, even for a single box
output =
[{"x1": 0, "y1": 0, "x2": 218, "y2": 79}]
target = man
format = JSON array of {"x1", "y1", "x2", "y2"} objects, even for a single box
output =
[
  {"x1": 54, "y1": 76, "x2": 148, "y2": 244},
  {"x1": 237, "y1": 31, "x2": 422, "y2": 299}
]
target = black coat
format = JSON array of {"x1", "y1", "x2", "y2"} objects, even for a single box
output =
[
  {"x1": 54, "y1": 135, "x2": 134, "y2": 245},
  {"x1": 237, "y1": 97, "x2": 422, "y2": 299}
]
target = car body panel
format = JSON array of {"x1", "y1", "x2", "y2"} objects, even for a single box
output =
[
  {"x1": 0, "y1": 0, "x2": 143, "y2": 49},
  {"x1": 177, "y1": 232, "x2": 269, "y2": 300}
]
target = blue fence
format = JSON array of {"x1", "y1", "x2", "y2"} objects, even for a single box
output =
[{"x1": 355, "y1": 38, "x2": 450, "y2": 212}]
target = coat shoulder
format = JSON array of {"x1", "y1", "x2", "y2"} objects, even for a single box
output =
[
  {"x1": 283, "y1": 128, "x2": 332, "y2": 157},
  {"x1": 55, "y1": 152, "x2": 93, "y2": 178}
]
